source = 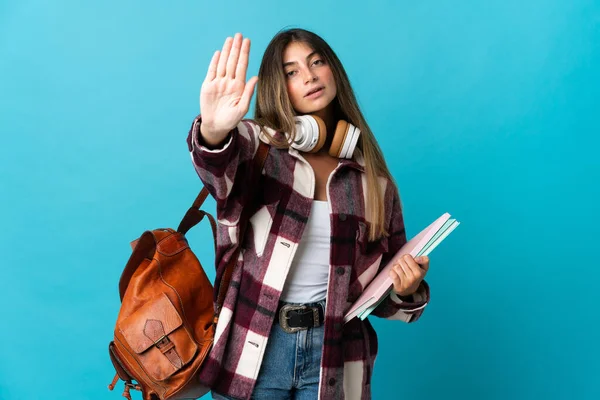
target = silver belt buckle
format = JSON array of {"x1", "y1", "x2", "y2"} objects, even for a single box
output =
[{"x1": 279, "y1": 304, "x2": 319, "y2": 333}]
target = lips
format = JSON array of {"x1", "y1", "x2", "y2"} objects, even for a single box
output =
[{"x1": 305, "y1": 86, "x2": 324, "y2": 97}]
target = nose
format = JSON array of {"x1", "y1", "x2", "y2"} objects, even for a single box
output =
[{"x1": 303, "y1": 70, "x2": 318, "y2": 84}]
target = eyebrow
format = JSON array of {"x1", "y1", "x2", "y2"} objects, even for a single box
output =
[{"x1": 283, "y1": 51, "x2": 319, "y2": 68}]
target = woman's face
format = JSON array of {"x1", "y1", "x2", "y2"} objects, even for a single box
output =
[{"x1": 283, "y1": 41, "x2": 337, "y2": 115}]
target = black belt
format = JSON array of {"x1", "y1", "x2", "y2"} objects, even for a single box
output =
[{"x1": 275, "y1": 301, "x2": 325, "y2": 333}]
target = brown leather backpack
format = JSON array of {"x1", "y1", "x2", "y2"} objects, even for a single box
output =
[{"x1": 108, "y1": 141, "x2": 269, "y2": 400}]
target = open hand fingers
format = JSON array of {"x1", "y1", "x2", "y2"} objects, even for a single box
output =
[
  {"x1": 226, "y1": 33, "x2": 243, "y2": 78},
  {"x1": 217, "y1": 36, "x2": 233, "y2": 77},
  {"x1": 240, "y1": 76, "x2": 258, "y2": 110},
  {"x1": 235, "y1": 37, "x2": 251, "y2": 83},
  {"x1": 205, "y1": 50, "x2": 220, "y2": 82}
]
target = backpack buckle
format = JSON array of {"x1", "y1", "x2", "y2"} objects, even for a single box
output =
[{"x1": 154, "y1": 335, "x2": 172, "y2": 350}]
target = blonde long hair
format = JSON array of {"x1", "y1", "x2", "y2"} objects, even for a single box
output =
[{"x1": 253, "y1": 28, "x2": 398, "y2": 241}]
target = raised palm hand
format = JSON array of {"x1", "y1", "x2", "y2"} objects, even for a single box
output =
[{"x1": 200, "y1": 33, "x2": 259, "y2": 138}]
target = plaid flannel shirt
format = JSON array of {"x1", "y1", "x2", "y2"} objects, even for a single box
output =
[{"x1": 186, "y1": 116, "x2": 430, "y2": 400}]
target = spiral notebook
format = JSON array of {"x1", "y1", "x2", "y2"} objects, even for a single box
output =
[{"x1": 344, "y1": 212, "x2": 460, "y2": 323}]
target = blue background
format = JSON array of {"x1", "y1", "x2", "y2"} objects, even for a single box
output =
[{"x1": 1, "y1": 0, "x2": 598, "y2": 399}]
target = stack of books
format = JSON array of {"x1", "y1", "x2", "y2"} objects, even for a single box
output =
[{"x1": 344, "y1": 212, "x2": 460, "y2": 323}]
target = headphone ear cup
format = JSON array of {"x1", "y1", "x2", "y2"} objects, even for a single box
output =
[
  {"x1": 340, "y1": 123, "x2": 360, "y2": 159},
  {"x1": 292, "y1": 115, "x2": 327, "y2": 153},
  {"x1": 309, "y1": 115, "x2": 328, "y2": 153},
  {"x1": 329, "y1": 120, "x2": 350, "y2": 158}
]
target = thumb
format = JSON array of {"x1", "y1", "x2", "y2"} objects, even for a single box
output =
[
  {"x1": 240, "y1": 76, "x2": 258, "y2": 111},
  {"x1": 415, "y1": 256, "x2": 429, "y2": 266}
]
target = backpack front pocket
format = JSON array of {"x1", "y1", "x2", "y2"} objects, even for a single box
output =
[{"x1": 118, "y1": 293, "x2": 198, "y2": 382}]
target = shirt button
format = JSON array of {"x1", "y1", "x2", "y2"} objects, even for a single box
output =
[
  {"x1": 336, "y1": 267, "x2": 345, "y2": 275},
  {"x1": 339, "y1": 213, "x2": 347, "y2": 221},
  {"x1": 328, "y1": 377, "x2": 336, "y2": 386}
]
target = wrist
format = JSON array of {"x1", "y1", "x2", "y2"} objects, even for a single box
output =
[
  {"x1": 393, "y1": 289, "x2": 415, "y2": 301},
  {"x1": 199, "y1": 123, "x2": 230, "y2": 148}
]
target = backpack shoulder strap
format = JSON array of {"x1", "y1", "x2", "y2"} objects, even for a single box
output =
[{"x1": 176, "y1": 189, "x2": 218, "y2": 247}]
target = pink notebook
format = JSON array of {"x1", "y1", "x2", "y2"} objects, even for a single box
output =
[{"x1": 344, "y1": 212, "x2": 453, "y2": 323}]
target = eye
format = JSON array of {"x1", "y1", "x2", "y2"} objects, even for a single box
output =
[
  {"x1": 312, "y1": 59, "x2": 324, "y2": 66},
  {"x1": 286, "y1": 70, "x2": 297, "y2": 77}
]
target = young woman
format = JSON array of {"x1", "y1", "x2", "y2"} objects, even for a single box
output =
[{"x1": 187, "y1": 28, "x2": 431, "y2": 400}]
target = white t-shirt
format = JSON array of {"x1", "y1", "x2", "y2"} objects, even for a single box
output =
[{"x1": 280, "y1": 200, "x2": 331, "y2": 303}]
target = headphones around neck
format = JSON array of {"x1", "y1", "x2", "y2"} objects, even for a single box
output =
[{"x1": 292, "y1": 115, "x2": 361, "y2": 159}]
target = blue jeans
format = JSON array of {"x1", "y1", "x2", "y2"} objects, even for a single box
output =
[{"x1": 213, "y1": 300, "x2": 325, "y2": 400}]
